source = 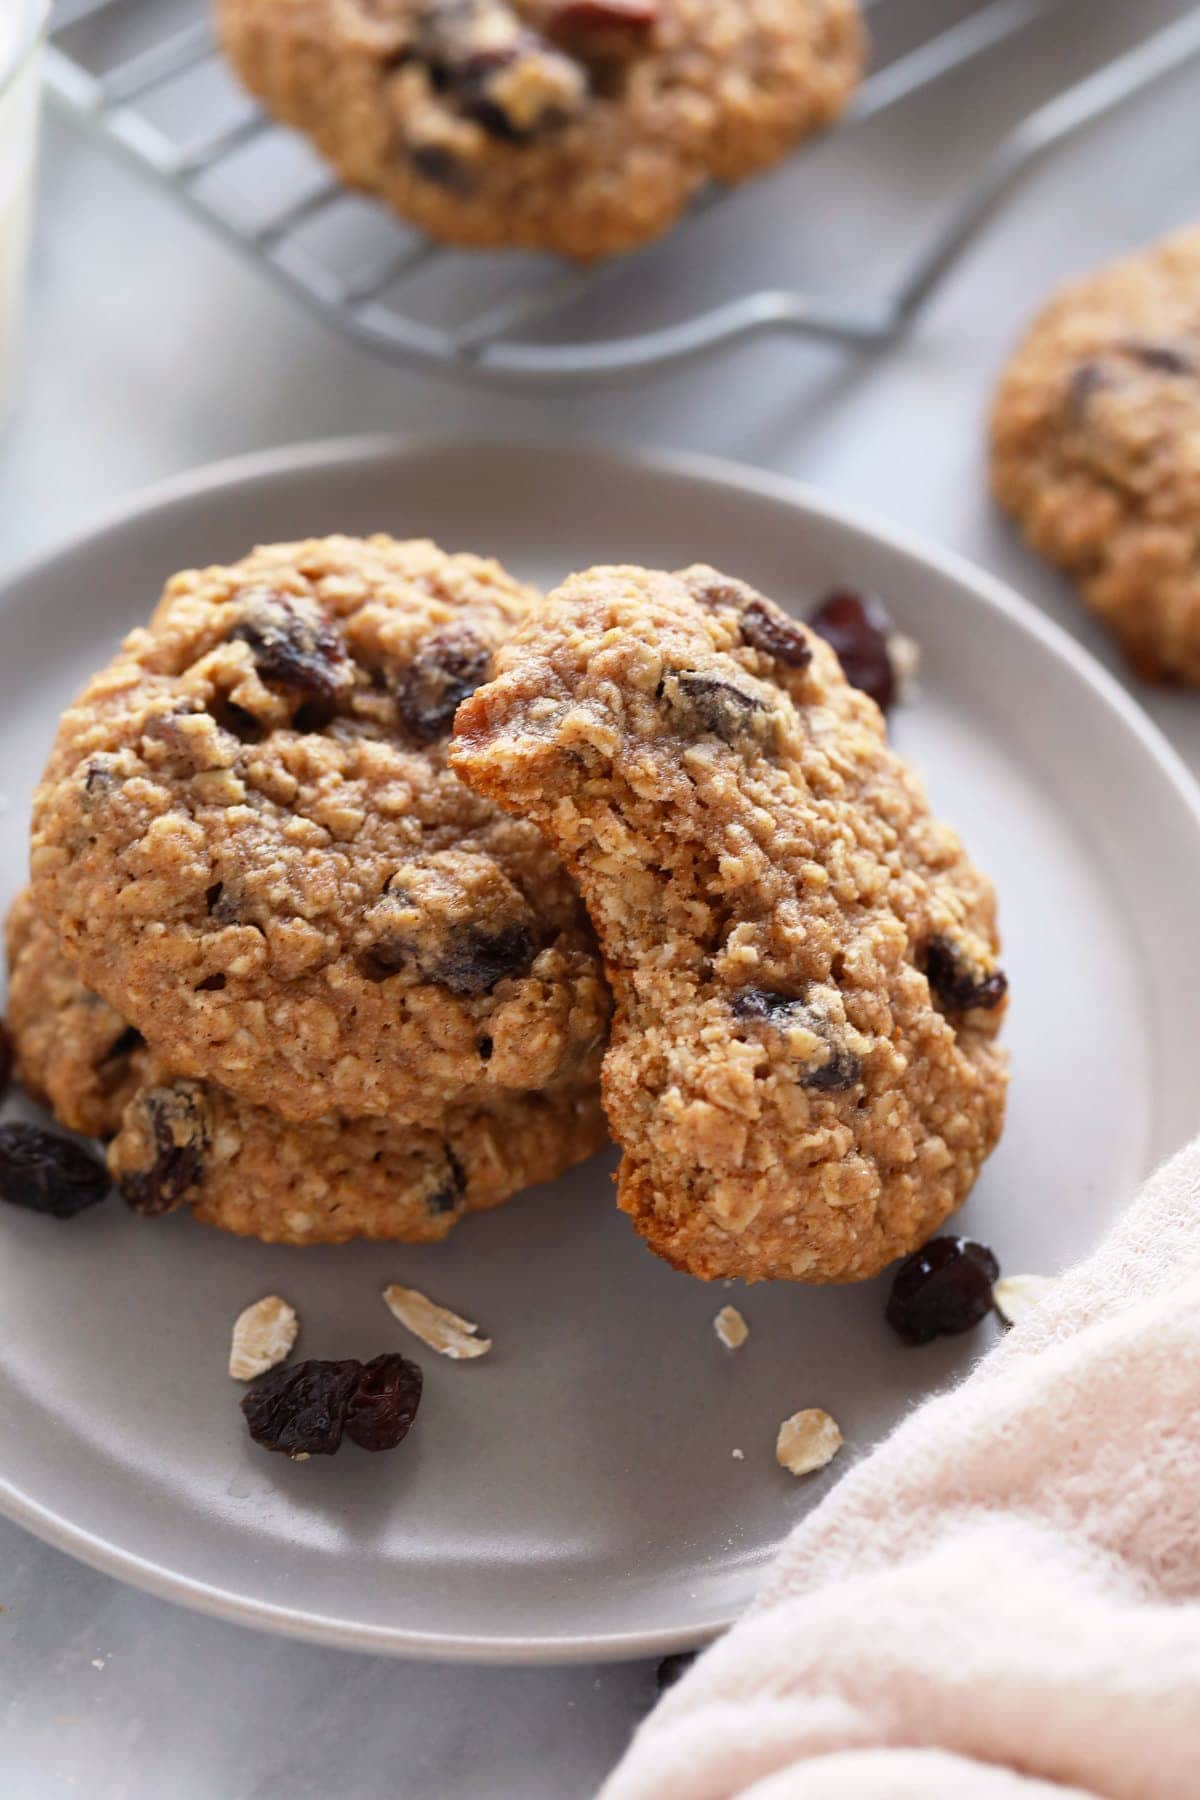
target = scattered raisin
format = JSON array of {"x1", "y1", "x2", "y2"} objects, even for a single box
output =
[
  {"x1": 739, "y1": 598, "x2": 813, "y2": 669},
  {"x1": 241, "y1": 1354, "x2": 423, "y2": 1457},
  {"x1": 116, "y1": 1085, "x2": 208, "y2": 1217},
  {"x1": 665, "y1": 670, "x2": 768, "y2": 743},
  {"x1": 808, "y1": 590, "x2": 897, "y2": 713},
  {"x1": 886, "y1": 1237, "x2": 1000, "y2": 1346},
  {"x1": 432, "y1": 922, "x2": 535, "y2": 995},
  {"x1": 398, "y1": 626, "x2": 493, "y2": 741},
  {"x1": 920, "y1": 935, "x2": 1007, "y2": 1013},
  {"x1": 655, "y1": 1651, "x2": 697, "y2": 1693},
  {"x1": 344, "y1": 1354, "x2": 424, "y2": 1451},
  {"x1": 242, "y1": 1358, "x2": 362, "y2": 1458},
  {"x1": 0, "y1": 1020, "x2": 11, "y2": 1100},
  {"x1": 0, "y1": 1122, "x2": 110, "y2": 1219},
  {"x1": 231, "y1": 589, "x2": 352, "y2": 704}
]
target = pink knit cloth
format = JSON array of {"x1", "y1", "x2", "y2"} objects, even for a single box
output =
[{"x1": 602, "y1": 1139, "x2": 1200, "y2": 1800}]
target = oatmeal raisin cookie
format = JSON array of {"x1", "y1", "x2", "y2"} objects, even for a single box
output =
[
  {"x1": 452, "y1": 563, "x2": 1008, "y2": 1283},
  {"x1": 217, "y1": 0, "x2": 864, "y2": 260},
  {"x1": 30, "y1": 536, "x2": 609, "y2": 1124},
  {"x1": 991, "y1": 226, "x2": 1200, "y2": 682}
]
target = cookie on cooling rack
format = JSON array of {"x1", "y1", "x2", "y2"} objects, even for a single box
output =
[
  {"x1": 216, "y1": 0, "x2": 864, "y2": 261},
  {"x1": 451, "y1": 563, "x2": 1008, "y2": 1284},
  {"x1": 991, "y1": 225, "x2": 1200, "y2": 682},
  {"x1": 30, "y1": 535, "x2": 610, "y2": 1125},
  {"x1": 5, "y1": 893, "x2": 607, "y2": 1245}
]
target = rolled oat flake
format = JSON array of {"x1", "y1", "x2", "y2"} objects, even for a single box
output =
[
  {"x1": 776, "y1": 1408, "x2": 843, "y2": 1477},
  {"x1": 383, "y1": 1283, "x2": 492, "y2": 1359},
  {"x1": 229, "y1": 1295, "x2": 299, "y2": 1381}
]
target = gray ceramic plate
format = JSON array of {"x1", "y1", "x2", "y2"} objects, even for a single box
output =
[{"x1": 1, "y1": 438, "x2": 1198, "y2": 1663}]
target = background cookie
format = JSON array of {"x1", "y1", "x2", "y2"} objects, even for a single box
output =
[
  {"x1": 5, "y1": 893, "x2": 607, "y2": 1245},
  {"x1": 31, "y1": 536, "x2": 610, "y2": 1124},
  {"x1": 217, "y1": 0, "x2": 864, "y2": 261},
  {"x1": 452, "y1": 563, "x2": 1008, "y2": 1284},
  {"x1": 991, "y1": 225, "x2": 1200, "y2": 682}
]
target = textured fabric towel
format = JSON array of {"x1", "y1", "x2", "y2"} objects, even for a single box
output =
[{"x1": 602, "y1": 1137, "x2": 1200, "y2": 1800}]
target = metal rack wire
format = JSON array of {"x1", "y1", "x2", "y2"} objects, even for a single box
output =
[{"x1": 43, "y1": 0, "x2": 1200, "y2": 384}]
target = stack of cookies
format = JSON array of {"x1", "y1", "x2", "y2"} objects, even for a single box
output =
[
  {"x1": 7, "y1": 538, "x2": 1009, "y2": 1281},
  {"x1": 8, "y1": 536, "x2": 610, "y2": 1244}
]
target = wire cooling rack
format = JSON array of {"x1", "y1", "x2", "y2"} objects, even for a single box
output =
[{"x1": 43, "y1": 0, "x2": 1200, "y2": 384}]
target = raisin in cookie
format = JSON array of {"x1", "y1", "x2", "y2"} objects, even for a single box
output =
[
  {"x1": 216, "y1": 0, "x2": 864, "y2": 262},
  {"x1": 5, "y1": 893, "x2": 606, "y2": 1244},
  {"x1": 991, "y1": 227, "x2": 1200, "y2": 682},
  {"x1": 31, "y1": 537, "x2": 610, "y2": 1124},
  {"x1": 452, "y1": 565, "x2": 1008, "y2": 1284}
]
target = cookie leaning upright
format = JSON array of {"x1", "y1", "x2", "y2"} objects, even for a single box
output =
[
  {"x1": 30, "y1": 536, "x2": 609, "y2": 1124},
  {"x1": 451, "y1": 565, "x2": 1008, "y2": 1284},
  {"x1": 216, "y1": 0, "x2": 864, "y2": 262},
  {"x1": 991, "y1": 226, "x2": 1200, "y2": 682}
]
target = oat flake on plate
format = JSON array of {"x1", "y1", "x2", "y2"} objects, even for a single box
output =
[{"x1": 383, "y1": 1284, "x2": 492, "y2": 1360}]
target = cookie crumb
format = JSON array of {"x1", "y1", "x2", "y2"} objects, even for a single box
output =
[
  {"x1": 993, "y1": 1273, "x2": 1055, "y2": 1327},
  {"x1": 383, "y1": 1283, "x2": 492, "y2": 1360},
  {"x1": 229, "y1": 1295, "x2": 299, "y2": 1381},
  {"x1": 714, "y1": 1305, "x2": 749, "y2": 1350},
  {"x1": 889, "y1": 631, "x2": 921, "y2": 704},
  {"x1": 776, "y1": 1408, "x2": 843, "y2": 1476}
]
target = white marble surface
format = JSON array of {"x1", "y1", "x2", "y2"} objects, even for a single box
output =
[{"x1": 4, "y1": 9, "x2": 1200, "y2": 1790}]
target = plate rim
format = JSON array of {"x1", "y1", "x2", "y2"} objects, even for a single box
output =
[{"x1": 2, "y1": 431, "x2": 1199, "y2": 1664}]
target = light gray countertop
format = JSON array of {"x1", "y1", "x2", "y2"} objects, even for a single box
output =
[{"x1": 4, "y1": 10, "x2": 1200, "y2": 1791}]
